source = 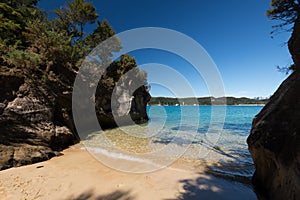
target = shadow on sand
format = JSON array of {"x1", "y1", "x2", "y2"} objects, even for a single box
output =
[
  {"x1": 176, "y1": 174, "x2": 257, "y2": 200},
  {"x1": 175, "y1": 158, "x2": 257, "y2": 200},
  {"x1": 67, "y1": 189, "x2": 135, "y2": 200}
]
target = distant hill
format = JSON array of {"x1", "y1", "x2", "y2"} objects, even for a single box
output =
[{"x1": 148, "y1": 97, "x2": 268, "y2": 106}]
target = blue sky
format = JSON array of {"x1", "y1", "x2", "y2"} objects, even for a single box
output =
[{"x1": 38, "y1": 0, "x2": 293, "y2": 98}]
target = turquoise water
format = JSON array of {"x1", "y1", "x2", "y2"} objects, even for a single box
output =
[
  {"x1": 84, "y1": 105, "x2": 263, "y2": 177},
  {"x1": 147, "y1": 105, "x2": 260, "y2": 137},
  {"x1": 146, "y1": 105, "x2": 262, "y2": 177}
]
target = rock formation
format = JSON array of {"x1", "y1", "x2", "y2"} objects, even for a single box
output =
[
  {"x1": 0, "y1": 2, "x2": 150, "y2": 171},
  {"x1": 0, "y1": 69, "x2": 76, "y2": 170},
  {"x1": 247, "y1": 71, "x2": 300, "y2": 200},
  {"x1": 94, "y1": 55, "x2": 151, "y2": 129},
  {"x1": 0, "y1": 63, "x2": 150, "y2": 170},
  {"x1": 247, "y1": 12, "x2": 300, "y2": 200},
  {"x1": 130, "y1": 85, "x2": 151, "y2": 123}
]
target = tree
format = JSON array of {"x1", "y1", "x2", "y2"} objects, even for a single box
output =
[
  {"x1": 0, "y1": 0, "x2": 148, "y2": 97},
  {"x1": 0, "y1": 0, "x2": 41, "y2": 45},
  {"x1": 54, "y1": 0, "x2": 98, "y2": 39},
  {"x1": 52, "y1": 0, "x2": 103, "y2": 69},
  {"x1": 85, "y1": 19, "x2": 120, "y2": 49},
  {"x1": 24, "y1": 19, "x2": 74, "y2": 73},
  {"x1": 267, "y1": 0, "x2": 300, "y2": 71},
  {"x1": 0, "y1": 0, "x2": 99, "y2": 74},
  {"x1": 0, "y1": 0, "x2": 43, "y2": 68}
]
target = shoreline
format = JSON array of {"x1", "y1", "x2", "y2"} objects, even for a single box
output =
[
  {"x1": 0, "y1": 144, "x2": 257, "y2": 200},
  {"x1": 148, "y1": 104, "x2": 265, "y2": 106}
]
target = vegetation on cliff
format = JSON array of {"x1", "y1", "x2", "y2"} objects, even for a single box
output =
[
  {"x1": 149, "y1": 97, "x2": 268, "y2": 106},
  {"x1": 0, "y1": 0, "x2": 149, "y2": 123},
  {"x1": 0, "y1": 0, "x2": 149, "y2": 170},
  {"x1": 0, "y1": 0, "x2": 140, "y2": 76},
  {"x1": 267, "y1": 0, "x2": 300, "y2": 71}
]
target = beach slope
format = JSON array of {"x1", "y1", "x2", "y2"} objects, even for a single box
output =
[{"x1": 0, "y1": 146, "x2": 256, "y2": 200}]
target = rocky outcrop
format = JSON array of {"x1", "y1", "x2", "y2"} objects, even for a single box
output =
[
  {"x1": 130, "y1": 85, "x2": 151, "y2": 123},
  {"x1": 0, "y1": 63, "x2": 150, "y2": 170},
  {"x1": 247, "y1": 71, "x2": 300, "y2": 200},
  {"x1": 0, "y1": 70, "x2": 76, "y2": 170},
  {"x1": 288, "y1": 14, "x2": 300, "y2": 70},
  {"x1": 96, "y1": 85, "x2": 151, "y2": 130},
  {"x1": 94, "y1": 55, "x2": 151, "y2": 129},
  {"x1": 248, "y1": 7, "x2": 300, "y2": 200}
]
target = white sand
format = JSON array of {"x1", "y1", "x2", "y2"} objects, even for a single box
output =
[{"x1": 0, "y1": 145, "x2": 257, "y2": 200}]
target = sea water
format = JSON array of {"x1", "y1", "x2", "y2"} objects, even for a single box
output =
[{"x1": 83, "y1": 105, "x2": 263, "y2": 179}]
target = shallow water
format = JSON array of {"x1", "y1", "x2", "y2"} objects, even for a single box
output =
[{"x1": 83, "y1": 105, "x2": 262, "y2": 177}]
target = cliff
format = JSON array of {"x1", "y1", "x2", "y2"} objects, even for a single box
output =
[
  {"x1": 0, "y1": 1, "x2": 151, "y2": 171},
  {"x1": 0, "y1": 69, "x2": 76, "y2": 170},
  {"x1": 247, "y1": 71, "x2": 300, "y2": 200},
  {"x1": 0, "y1": 64, "x2": 150, "y2": 170},
  {"x1": 247, "y1": 8, "x2": 300, "y2": 199}
]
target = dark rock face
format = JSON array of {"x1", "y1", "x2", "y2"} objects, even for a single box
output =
[
  {"x1": 247, "y1": 71, "x2": 300, "y2": 200},
  {"x1": 288, "y1": 15, "x2": 300, "y2": 70},
  {"x1": 0, "y1": 68, "x2": 150, "y2": 170},
  {"x1": 130, "y1": 85, "x2": 151, "y2": 123},
  {"x1": 0, "y1": 72, "x2": 76, "y2": 170},
  {"x1": 94, "y1": 61, "x2": 151, "y2": 129},
  {"x1": 0, "y1": 55, "x2": 150, "y2": 171},
  {"x1": 96, "y1": 85, "x2": 151, "y2": 130}
]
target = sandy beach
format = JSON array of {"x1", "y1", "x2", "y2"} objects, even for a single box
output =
[{"x1": 0, "y1": 144, "x2": 257, "y2": 200}]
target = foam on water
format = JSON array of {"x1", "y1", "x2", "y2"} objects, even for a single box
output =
[{"x1": 83, "y1": 146, "x2": 154, "y2": 164}]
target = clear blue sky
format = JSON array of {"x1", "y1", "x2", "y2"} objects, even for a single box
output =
[{"x1": 38, "y1": 0, "x2": 293, "y2": 98}]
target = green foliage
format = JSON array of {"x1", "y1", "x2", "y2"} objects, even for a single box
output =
[
  {"x1": 148, "y1": 97, "x2": 268, "y2": 106},
  {"x1": 67, "y1": 0, "x2": 98, "y2": 26},
  {"x1": 267, "y1": 0, "x2": 300, "y2": 72},
  {"x1": 1, "y1": 0, "x2": 39, "y2": 7},
  {"x1": 1, "y1": 0, "x2": 109, "y2": 73},
  {"x1": 85, "y1": 20, "x2": 118, "y2": 48},
  {"x1": 0, "y1": 0, "x2": 149, "y2": 127},
  {"x1": 54, "y1": 0, "x2": 98, "y2": 39},
  {"x1": 2, "y1": 44, "x2": 41, "y2": 70},
  {"x1": 0, "y1": 3, "x2": 22, "y2": 34},
  {"x1": 100, "y1": 54, "x2": 144, "y2": 89},
  {"x1": 267, "y1": 0, "x2": 299, "y2": 31},
  {"x1": 0, "y1": 1, "x2": 41, "y2": 47},
  {"x1": 0, "y1": 0, "x2": 147, "y2": 101},
  {"x1": 148, "y1": 97, "x2": 179, "y2": 105},
  {"x1": 24, "y1": 19, "x2": 74, "y2": 72},
  {"x1": 0, "y1": 0, "x2": 43, "y2": 68},
  {"x1": 82, "y1": 19, "x2": 122, "y2": 68}
]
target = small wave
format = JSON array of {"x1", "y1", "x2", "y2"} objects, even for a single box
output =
[
  {"x1": 206, "y1": 167, "x2": 254, "y2": 185},
  {"x1": 209, "y1": 164, "x2": 254, "y2": 176},
  {"x1": 83, "y1": 147, "x2": 154, "y2": 164},
  {"x1": 206, "y1": 159, "x2": 255, "y2": 184}
]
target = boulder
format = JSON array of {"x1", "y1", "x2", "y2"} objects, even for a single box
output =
[{"x1": 247, "y1": 71, "x2": 300, "y2": 200}]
